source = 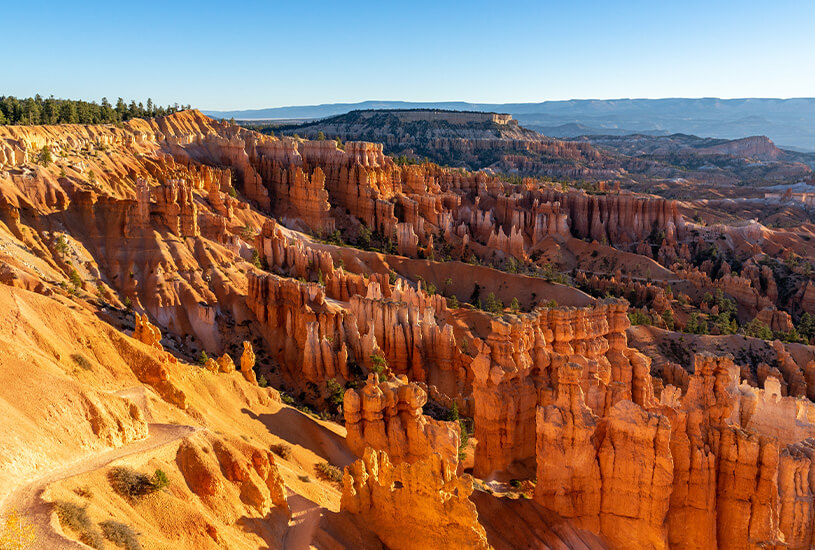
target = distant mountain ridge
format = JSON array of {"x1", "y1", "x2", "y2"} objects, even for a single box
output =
[{"x1": 204, "y1": 98, "x2": 815, "y2": 151}]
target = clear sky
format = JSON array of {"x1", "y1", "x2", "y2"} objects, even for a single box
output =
[{"x1": 2, "y1": 0, "x2": 813, "y2": 110}]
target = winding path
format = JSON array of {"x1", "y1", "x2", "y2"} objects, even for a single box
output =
[{"x1": 0, "y1": 421, "x2": 198, "y2": 549}]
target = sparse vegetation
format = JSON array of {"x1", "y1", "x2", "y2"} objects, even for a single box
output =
[
  {"x1": 315, "y1": 461, "x2": 343, "y2": 483},
  {"x1": 370, "y1": 353, "x2": 388, "y2": 381},
  {"x1": 484, "y1": 292, "x2": 503, "y2": 313},
  {"x1": 71, "y1": 353, "x2": 92, "y2": 370},
  {"x1": 54, "y1": 234, "x2": 69, "y2": 257},
  {"x1": 197, "y1": 350, "x2": 209, "y2": 366},
  {"x1": 271, "y1": 443, "x2": 292, "y2": 460},
  {"x1": 68, "y1": 268, "x2": 82, "y2": 292},
  {"x1": 100, "y1": 520, "x2": 142, "y2": 550},
  {"x1": 628, "y1": 309, "x2": 652, "y2": 326},
  {"x1": 251, "y1": 249, "x2": 265, "y2": 270},
  {"x1": 108, "y1": 467, "x2": 169, "y2": 500},
  {"x1": 326, "y1": 378, "x2": 345, "y2": 410},
  {"x1": 37, "y1": 145, "x2": 52, "y2": 167},
  {"x1": 458, "y1": 417, "x2": 473, "y2": 462},
  {"x1": 53, "y1": 501, "x2": 103, "y2": 549}
]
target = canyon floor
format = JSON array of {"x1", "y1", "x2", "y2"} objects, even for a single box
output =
[{"x1": 1, "y1": 110, "x2": 815, "y2": 549}]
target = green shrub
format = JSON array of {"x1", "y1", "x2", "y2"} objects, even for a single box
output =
[
  {"x1": 151, "y1": 469, "x2": 170, "y2": 491},
  {"x1": 458, "y1": 418, "x2": 472, "y2": 462},
  {"x1": 326, "y1": 378, "x2": 344, "y2": 409},
  {"x1": 370, "y1": 354, "x2": 387, "y2": 376},
  {"x1": 446, "y1": 402, "x2": 459, "y2": 422},
  {"x1": 484, "y1": 292, "x2": 503, "y2": 314},
  {"x1": 38, "y1": 145, "x2": 52, "y2": 167},
  {"x1": 196, "y1": 351, "x2": 209, "y2": 366},
  {"x1": 100, "y1": 520, "x2": 142, "y2": 550},
  {"x1": 251, "y1": 249, "x2": 263, "y2": 269},
  {"x1": 628, "y1": 310, "x2": 652, "y2": 326},
  {"x1": 69, "y1": 269, "x2": 82, "y2": 291}
]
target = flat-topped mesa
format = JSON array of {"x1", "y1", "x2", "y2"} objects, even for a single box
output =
[
  {"x1": 341, "y1": 448, "x2": 489, "y2": 550},
  {"x1": 353, "y1": 109, "x2": 513, "y2": 126},
  {"x1": 343, "y1": 374, "x2": 460, "y2": 465}
]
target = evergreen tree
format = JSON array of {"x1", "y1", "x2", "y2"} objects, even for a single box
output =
[
  {"x1": 115, "y1": 97, "x2": 127, "y2": 120},
  {"x1": 60, "y1": 102, "x2": 78, "y2": 124}
]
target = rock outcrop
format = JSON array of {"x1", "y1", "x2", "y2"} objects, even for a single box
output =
[
  {"x1": 341, "y1": 448, "x2": 489, "y2": 550},
  {"x1": 344, "y1": 374, "x2": 460, "y2": 465},
  {"x1": 240, "y1": 341, "x2": 258, "y2": 385},
  {"x1": 176, "y1": 433, "x2": 290, "y2": 521}
]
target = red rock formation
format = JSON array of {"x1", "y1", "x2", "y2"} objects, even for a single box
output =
[
  {"x1": 240, "y1": 341, "x2": 258, "y2": 385},
  {"x1": 535, "y1": 362, "x2": 672, "y2": 549},
  {"x1": 341, "y1": 448, "x2": 489, "y2": 550},
  {"x1": 344, "y1": 374, "x2": 460, "y2": 465},
  {"x1": 469, "y1": 299, "x2": 659, "y2": 478},
  {"x1": 175, "y1": 433, "x2": 289, "y2": 520},
  {"x1": 534, "y1": 362, "x2": 601, "y2": 528},
  {"x1": 778, "y1": 439, "x2": 815, "y2": 550}
]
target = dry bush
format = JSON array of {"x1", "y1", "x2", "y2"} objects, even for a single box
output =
[
  {"x1": 314, "y1": 462, "x2": 343, "y2": 483},
  {"x1": 270, "y1": 443, "x2": 292, "y2": 460},
  {"x1": 53, "y1": 501, "x2": 103, "y2": 549},
  {"x1": 100, "y1": 520, "x2": 142, "y2": 550},
  {"x1": 71, "y1": 353, "x2": 92, "y2": 370},
  {"x1": 108, "y1": 467, "x2": 169, "y2": 500}
]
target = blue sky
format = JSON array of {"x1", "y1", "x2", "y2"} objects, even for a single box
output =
[{"x1": 2, "y1": 0, "x2": 813, "y2": 109}]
